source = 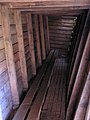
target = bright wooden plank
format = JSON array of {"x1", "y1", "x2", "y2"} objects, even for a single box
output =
[
  {"x1": 1, "y1": 6, "x2": 19, "y2": 107},
  {"x1": 14, "y1": 10, "x2": 28, "y2": 90}
]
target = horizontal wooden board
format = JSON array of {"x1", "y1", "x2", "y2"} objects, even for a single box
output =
[
  {"x1": 0, "y1": 70, "x2": 9, "y2": 88},
  {"x1": 0, "y1": 60, "x2": 7, "y2": 74},
  {"x1": 0, "y1": 49, "x2": 6, "y2": 62},
  {"x1": 14, "y1": 52, "x2": 19, "y2": 62},
  {"x1": 13, "y1": 43, "x2": 19, "y2": 54},
  {"x1": 49, "y1": 29, "x2": 73, "y2": 35},
  {"x1": 16, "y1": 69, "x2": 22, "y2": 80},
  {"x1": 25, "y1": 51, "x2": 30, "y2": 61},
  {"x1": 24, "y1": 39, "x2": 29, "y2": 47},
  {"x1": 22, "y1": 24, "x2": 28, "y2": 32},
  {"x1": 21, "y1": 13, "x2": 27, "y2": 24},
  {"x1": 11, "y1": 34, "x2": 17, "y2": 45},
  {"x1": 23, "y1": 32, "x2": 28, "y2": 39},
  {"x1": 25, "y1": 45, "x2": 29, "y2": 54}
]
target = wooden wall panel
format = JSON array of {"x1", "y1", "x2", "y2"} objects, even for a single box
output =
[
  {"x1": 26, "y1": 13, "x2": 36, "y2": 75},
  {"x1": 48, "y1": 16, "x2": 76, "y2": 56},
  {"x1": 10, "y1": 11, "x2": 24, "y2": 96},
  {"x1": 0, "y1": 9, "x2": 13, "y2": 120},
  {"x1": 21, "y1": 12, "x2": 34, "y2": 79},
  {"x1": 32, "y1": 14, "x2": 39, "y2": 68}
]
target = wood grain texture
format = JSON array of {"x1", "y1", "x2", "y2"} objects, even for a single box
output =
[
  {"x1": 1, "y1": 6, "x2": 20, "y2": 107},
  {"x1": 14, "y1": 10, "x2": 28, "y2": 90}
]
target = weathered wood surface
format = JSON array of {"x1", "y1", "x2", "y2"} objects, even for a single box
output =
[
  {"x1": 13, "y1": 50, "x2": 54, "y2": 120},
  {"x1": 1, "y1": 6, "x2": 20, "y2": 107},
  {"x1": 26, "y1": 13, "x2": 36, "y2": 75},
  {"x1": 39, "y1": 15, "x2": 46, "y2": 60},
  {"x1": 40, "y1": 58, "x2": 67, "y2": 120},
  {"x1": 67, "y1": 11, "x2": 87, "y2": 89},
  {"x1": 14, "y1": 10, "x2": 28, "y2": 90},
  {"x1": 27, "y1": 50, "x2": 57, "y2": 120},
  {"x1": 34, "y1": 14, "x2": 42, "y2": 67},
  {"x1": 49, "y1": 15, "x2": 75, "y2": 56},
  {"x1": 74, "y1": 70, "x2": 90, "y2": 120},
  {"x1": 67, "y1": 10, "x2": 90, "y2": 107},
  {"x1": 66, "y1": 30, "x2": 90, "y2": 120},
  {"x1": 2, "y1": 0, "x2": 90, "y2": 10}
]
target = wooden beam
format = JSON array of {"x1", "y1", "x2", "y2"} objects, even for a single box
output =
[
  {"x1": 18, "y1": 10, "x2": 82, "y2": 16},
  {"x1": 67, "y1": 11, "x2": 87, "y2": 101},
  {"x1": 45, "y1": 16, "x2": 50, "y2": 54},
  {"x1": 34, "y1": 14, "x2": 42, "y2": 67},
  {"x1": 26, "y1": 13, "x2": 36, "y2": 75},
  {"x1": 6, "y1": 0, "x2": 90, "y2": 10},
  {"x1": 74, "y1": 70, "x2": 90, "y2": 120},
  {"x1": 39, "y1": 15, "x2": 46, "y2": 60},
  {"x1": 1, "y1": 6, "x2": 19, "y2": 107},
  {"x1": 66, "y1": 27, "x2": 90, "y2": 120},
  {"x1": 67, "y1": 10, "x2": 90, "y2": 107},
  {"x1": 14, "y1": 10, "x2": 28, "y2": 90}
]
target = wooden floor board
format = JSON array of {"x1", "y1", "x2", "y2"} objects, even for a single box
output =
[{"x1": 40, "y1": 58, "x2": 67, "y2": 120}]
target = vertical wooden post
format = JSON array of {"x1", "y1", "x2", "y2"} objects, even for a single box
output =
[
  {"x1": 74, "y1": 70, "x2": 90, "y2": 120},
  {"x1": 1, "y1": 6, "x2": 19, "y2": 107},
  {"x1": 66, "y1": 29, "x2": 90, "y2": 120},
  {"x1": 67, "y1": 10, "x2": 90, "y2": 104},
  {"x1": 26, "y1": 13, "x2": 36, "y2": 75},
  {"x1": 39, "y1": 15, "x2": 46, "y2": 60},
  {"x1": 14, "y1": 10, "x2": 28, "y2": 90},
  {"x1": 34, "y1": 15, "x2": 42, "y2": 67},
  {"x1": 46, "y1": 16, "x2": 50, "y2": 53}
]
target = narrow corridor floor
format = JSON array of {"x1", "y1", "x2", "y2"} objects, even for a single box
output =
[{"x1": 40, "y1": 58, "x2": 67, "y2": 120}]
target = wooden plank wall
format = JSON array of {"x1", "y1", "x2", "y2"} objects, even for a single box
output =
[
  {"x1": 21, "y1": 12, "x2": 33, "y2": 80},
  {"x1": 9, "y1": 11, "x2": 24, "y2": 97},
  {"x1": 0, "y1": 8, "x2": 13, "y2": 120},
  {"x1": 66, "y1": 10, "x2": 90, "y2": 120},
  {"x1": 0, "y1": 6, "x2": 49, "y2": 120},
  {"x1": 48, "y1": 16, "x2": 76, "y2": 56}
]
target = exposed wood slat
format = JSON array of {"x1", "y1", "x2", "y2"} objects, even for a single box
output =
[
  {"x1": 1, "y1": 6, "x2": 20, "y2": 107},
  {"x1": 45, "y1": 16, "x2": 50, "y2": 54},
  {"x1": 34, "y1": 14, "x2": 42, "y2": 66},
  {"x1": 39, "y1": 15, "x2": 46, "y2": 60},
  {"x1": 26, "y1": 13, "x2": 36, "y2": 75},
  {"x1": 14, "y1": 10, "x2": 28, "y2": 90},
  {"x1": 27, "y1": 50, "x2": 57, "y2": 120},
  {"x1": 13, "y1": 50, "x2": 54, "y2": 120}
]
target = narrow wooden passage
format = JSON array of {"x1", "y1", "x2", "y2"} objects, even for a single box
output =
[{"x1": 40, "y1": 58, "x2": 67, "y2": 120}]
